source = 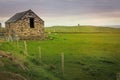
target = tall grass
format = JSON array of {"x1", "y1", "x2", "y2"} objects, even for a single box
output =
[{"x1": 0, "y1": 32, "x2": 120, "y2": 80}]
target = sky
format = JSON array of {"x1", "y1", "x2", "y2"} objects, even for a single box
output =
[{"x1": 0, "y1": 0, "x2": 120, "y2": 27}]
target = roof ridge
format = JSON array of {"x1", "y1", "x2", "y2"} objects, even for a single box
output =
[
  {"x1": 16, "y1": 9, "x2": 30, "y2": 14},
  {"x1": 5, "y1": 9, "x2": 44, "y2": 23},
  {"x1": 6, "y1": 9, "x2": 31, "y2": 23}
]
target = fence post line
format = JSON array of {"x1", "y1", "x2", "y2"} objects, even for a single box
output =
[
  {"x1": 24, "y1": 40, "x2": 28, "y2": 55},
  {"x1": 61, "y1": 52, "x2": 64, "y2": 76}
]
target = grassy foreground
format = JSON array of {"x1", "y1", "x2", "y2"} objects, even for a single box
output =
[{"x1": 0, "y1": 32, "x2": 120, "y2": 80}]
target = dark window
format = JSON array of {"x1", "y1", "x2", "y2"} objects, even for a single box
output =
[{"x1": 30, "y1": 18, "x2": 34, "y2": 28}]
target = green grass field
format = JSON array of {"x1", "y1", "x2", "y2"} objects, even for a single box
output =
[
  {"x1": 0, "y1": 26, "x2": 120, "y2": 80},
  {"x1": 45, "y1": 26, "x2": 120, "y2": 33}
]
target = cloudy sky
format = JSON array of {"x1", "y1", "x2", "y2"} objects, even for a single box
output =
[{"x1": 0, "y1": 0, "x2": 120, "y2": 27}]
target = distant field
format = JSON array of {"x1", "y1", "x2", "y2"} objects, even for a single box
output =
[
  {"x1": 0, "y1": 31, "x2": 120, "y2": 80},
  {"x1": 45, "y1": 26, "x2": 120, "y2": 33}
]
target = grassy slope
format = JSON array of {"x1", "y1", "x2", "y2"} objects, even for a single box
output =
[
  {"x1": 0, "y1": 42, "x2": 62, "y2": 80},
  {"x1": 45, "y1": 26, "x2": 120, "y2": 33},
  {"x1": 0, "y1": 26, "x2": 120, "y2": 80}
]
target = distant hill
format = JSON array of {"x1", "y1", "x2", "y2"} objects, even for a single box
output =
[
  {"x1": 45, "y1": 26, "x2": 120, "y2": 33},
  {"x1": 107, "y1": 25, "x2": 120, "y2": 28}
]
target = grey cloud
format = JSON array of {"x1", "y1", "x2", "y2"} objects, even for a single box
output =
[{"x1": 0, "y1": 0, "x2": 120, "y2": 26}]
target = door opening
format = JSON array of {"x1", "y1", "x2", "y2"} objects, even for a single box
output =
[{"x1": 30, "y1": 18, "x2": 34, "y2": 28}]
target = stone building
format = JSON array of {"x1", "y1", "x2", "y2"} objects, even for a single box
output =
[{"x1": 5, "y1": 9, "x2": 44, "y2": 40}]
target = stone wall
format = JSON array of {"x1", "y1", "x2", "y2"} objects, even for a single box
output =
[{"x1": 6, "y1": 10, "x2": 45, "y2": 40}]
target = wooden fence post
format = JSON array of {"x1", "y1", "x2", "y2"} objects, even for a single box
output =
[
  {"x1": 24, "y1": 41, "x2": 28, "y2": 55},
  {"x1": 117, "y1": 73, "x2": 120, "y2": 80},
  {"x1": 61, "y1": 52, "x2": 64, "y2": 76},
  {"x1": 38, "y1": 46, "x2": 42, "y2": 63},
  {"x1": 16, "y1": 35, "x2": 19, "y2": 49},
  {"x1": 16, "y1": 39, "x2": 19, "y2": 49}
]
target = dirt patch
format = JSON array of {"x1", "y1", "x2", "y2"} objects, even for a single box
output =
[
  {"x1": 0, "y1": 50, "x2": 28, "y2": 70},
  {"x1": 0, "y1": 39, "x2": 4, "y2": 43},
  {"x1": 0, "y1": 60, "x2": 4, "y2": 67},
  {"x1": 0, "y1": 72, "x2": 27, "y2": 80}
]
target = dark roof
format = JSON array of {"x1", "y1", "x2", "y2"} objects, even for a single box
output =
[
  {"x1": 6, "y1": 10, "x2": 29, "y2": 23},
  {"x1": 6, "y1": 9, "x2": 30, "y2": 23}
]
